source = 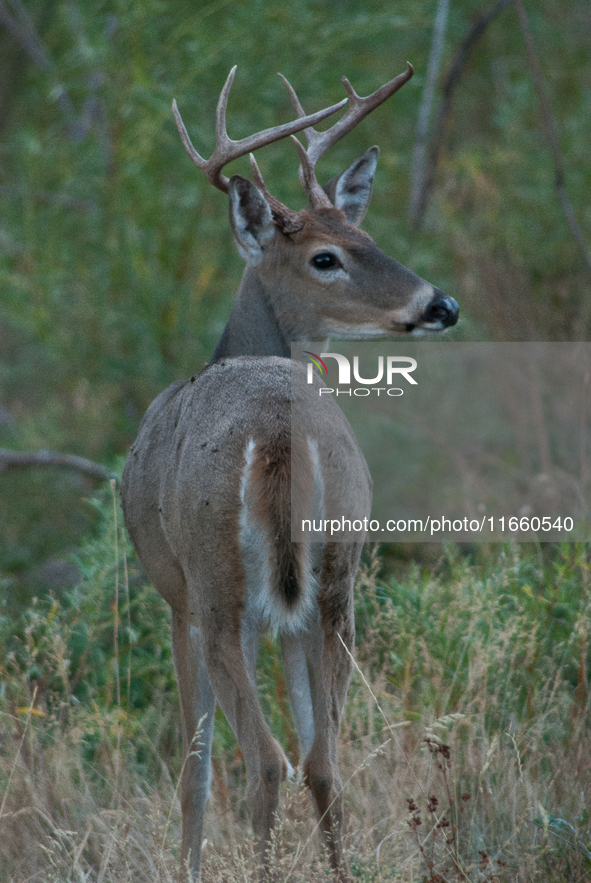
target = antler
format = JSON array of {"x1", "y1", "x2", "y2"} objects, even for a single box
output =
[
  {"x1": 172, "y1": 66, "x2": 347, "y2": 195},
  {"x1": 173, "y1": 64, "x2": 414, "y2": 225},
  {"x1": 279, "y1": 63, "x2": 414, "y2": 208}
]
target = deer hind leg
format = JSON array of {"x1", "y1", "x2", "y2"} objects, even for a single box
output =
[
  {"x1": 280, "y1": 633, "x2": 315, "y2": 766},
  {"x1": 304, "y1": 626, "x2": 354, "y2": 883},
  {"x1": 283, "y1": 620, "x2": 352, "y2": 882},
  {"x1": 171, "y1": 612, "x2": 216, "y2": 882},
  {"x1": 195, "y1": 605, "x2": 290, "y2": 870},
  {"x1": 282, "y1": 550, "x2": 357, "y2": 883}
]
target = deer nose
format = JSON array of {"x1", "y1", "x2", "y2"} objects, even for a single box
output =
[{"x1": 424, "y1": 290, "x2": 459, "y2": 327}]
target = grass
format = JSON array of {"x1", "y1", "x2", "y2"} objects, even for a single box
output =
[{"x1": 1, "y1": 494, "x2": 590, "y2": 881}]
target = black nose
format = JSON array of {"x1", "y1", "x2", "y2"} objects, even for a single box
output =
[{"x1": 424, "y1": 289, "x2": 459, "y2": 327}]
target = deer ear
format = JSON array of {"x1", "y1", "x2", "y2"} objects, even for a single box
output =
[
  {"x1": 323, "y1": 146, "x2": 379, "y2": 227},
  {"x1": 228, "y1": 175, "x2": 275, "y2": 264}
]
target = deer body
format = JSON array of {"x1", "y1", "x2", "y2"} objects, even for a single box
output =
[{"x1": 120, "y1": 65, "x2": 458, "y2": 882}]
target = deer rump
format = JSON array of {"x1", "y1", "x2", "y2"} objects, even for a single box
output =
[{"x1": 121, "y1": 356, "x2": 372, "y2": 637}]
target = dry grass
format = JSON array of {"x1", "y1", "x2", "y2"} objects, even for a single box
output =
[{"x1": 1, "y1": 543, "x2": 590, "y2": 882}]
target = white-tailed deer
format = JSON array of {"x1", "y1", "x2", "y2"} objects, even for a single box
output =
[{"x1": 121, "y1": 64, "x2": 458, "y2": 882}]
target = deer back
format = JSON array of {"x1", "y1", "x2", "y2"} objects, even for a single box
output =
[{"x1": 121, "y1": 358, "x2": 371, "y2": 633}]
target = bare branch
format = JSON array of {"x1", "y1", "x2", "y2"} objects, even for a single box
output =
[
  {"x1": 514, "y1": 0, "x2": 591, "y2": 280},
  {"x1": 408, "y1": 0, "x2": 450, "y2": 227},
  {"x1": 416, "y1": 0, "x2": 591, "y2": 275},
  {"x1": 0, "y1": 0, "x2": 49, "y2": 69},
  {"x1": 0, "y1": 449, "x2": 116, "y2": 482},
  {"x1": 415, "y1": 0, "x2": 513, "y2": 227},
  {"x1": 0, "y1": 0, "x2": 84, "y2": 140}
]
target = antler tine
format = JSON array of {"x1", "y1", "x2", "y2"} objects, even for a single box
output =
[
  {"x1": 172, "y1": 67, "x2": 347, "y2": 195},
  {"x1": 277, "y1": 64, "x2": 413, "y2": 208},
  {"x1": 316, "y1": 63, "x2": 414, "y2": 164},
  {"x1": 249, "y1": 152, "x2": 267, "y2": 192},
  {"x1": 249, "y1": 153, "x2": 305, "y2": 232},
  {"x1": 289, "y1": 135, "x2": 332, "y2": 209},
  {"x1": 281, "y1": 63, "x2": 414, "y2": 169},
  {"x1": 278, "y1": 73, "x2": 307, "y2": 120},
  {"x1": 172, "y1": 99, "x2": 207, "y2": 167},
  {"x1": 215, "y1": 65, "x2": 238, "y2": 146}
]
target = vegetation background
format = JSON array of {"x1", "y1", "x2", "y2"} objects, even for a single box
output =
[{"x1": 0, "y1": 0, "x2": 590, "y2": 880}]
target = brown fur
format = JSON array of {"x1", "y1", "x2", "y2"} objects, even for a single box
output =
[{"x1": 250, "y1": 432, "x2": 301, "y2": 607}]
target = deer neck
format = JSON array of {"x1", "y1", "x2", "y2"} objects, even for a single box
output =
[{"x1": 211, "y1": 267, "x2": 291, "y2": 360}]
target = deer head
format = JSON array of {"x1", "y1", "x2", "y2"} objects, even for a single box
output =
[{"x1": 172, "y1": 65, "x2": 458, "y2": 354}]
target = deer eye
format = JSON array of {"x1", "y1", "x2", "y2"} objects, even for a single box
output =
[{"x1": 311, "y1": 252, "x2": 341, "y2": 270}]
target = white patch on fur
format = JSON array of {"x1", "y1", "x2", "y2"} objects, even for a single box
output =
[
  {"x1": 321, "y1": 281, "x2": 455, "y2": 337},
  {"x1": 306, "y1": 246, "x2": 350, "y2": 284},
  {"x1": 238, "y1": 438, "x2": 320, "y2": 636},
  {"x1": 396, "y1": 281, "x2": 453, "y2": 330},
  {"x1": 405, "y1": 280, "x2": 437, "y2": 312},
  {"x1": 303, "y1": 436, "x2": 326, "y2": 594},
  {"x1": 229, "y1": 182, "x2": 274, "y2": 266},
  {"x1": 321, "y1": 321, "x2": 392, "y2": 339},
  {"x1": 306, "y1": 437, "x2": 325, "y2": 529}
]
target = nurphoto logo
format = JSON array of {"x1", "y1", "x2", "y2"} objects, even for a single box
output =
[{"x1": 304, "y1": 351, "x2": 418, "y2": 396}]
